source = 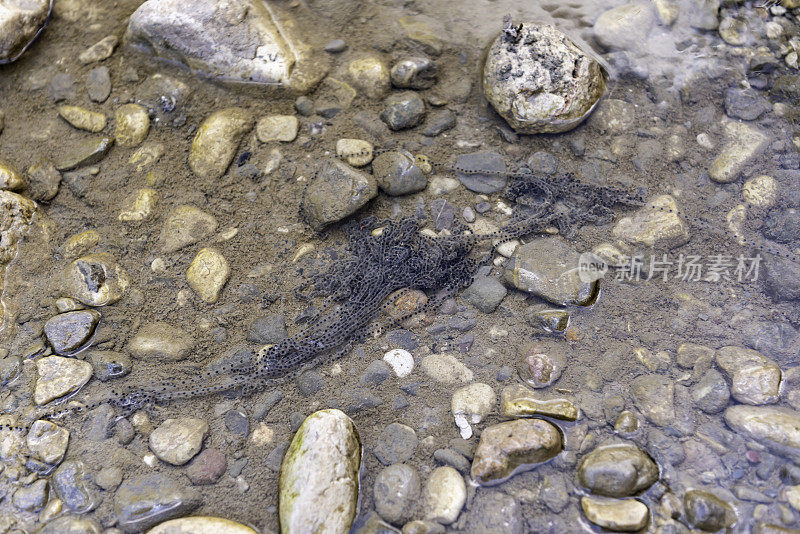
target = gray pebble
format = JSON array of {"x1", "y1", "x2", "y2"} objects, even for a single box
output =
[
  {"x1": 295, "y1": 96, "x2": 314, "y2": 116},
  {"x1": 49, "y1": 73, "x2": 76, "y2": 102},
  {"x1": 527, "y1": 151, "x2": 558, "y2": 175},
  {"x1": 324, "y1": 39, "x2": 347, "y2": 53},
  {"x1": 53, "y1": 459, "x2": 97, "y2": 513},
  {"x1": 87, "y1": 350, "x2": 131, "y2": 382},
  {"x1": 224, "y1": 409, "x2": 249, "y2": 437},
  {"x1": 462, "y1": 276, "x2": 507, "y2": 313},
  {"x1": 390, "y1": 56, "x2": 437, "y2": 89},
  {"x1": 456, "y1": 152, "x2": 506, "y2": 194},
  {"x1": 374, "y1": 422, "x2": 417, "y2": 465},
  {"x1": 361, "y1": 360, "x2": 391, "y2": 385},
  {"x1": 373, "y1": 463, "x2": 420, "y2": 525},
  {"x1": 254, "y1": 390, "x2": 284, "y2": 420},
  {"x1": 266, "y1": 442, "x2": 288, "y2": 471},
  {"x1": 433, "y1": 448, "x2": 470, "y2": 473},
  {"x1": 724, "y1": 87, "x2": 771, "y2": 121},
  {"x1": 422, "y1": 109, "x2": 455, "y2": 137},
  {"x1": 373, "y1": 151, "x2": 426, "y2": 196},
  {"x1": 296, "y1": 370, "x2": 324, "y2": 396},
  {"x1": 380, "y1": 91, "x2": 426, "y2": 130},
  {"x1": 87, "y1": 66, "x2": 111, "y2": 103},
  {"x1": 346, "y1": 388, "x2": 383, "y2": 413},
  {"x1": 247, "y1": 314, "x2": 287, "y2": 345}
]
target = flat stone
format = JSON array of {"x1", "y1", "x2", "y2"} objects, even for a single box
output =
[
  {"x1": 336, "y1": 138, "x2": 374, "y2": 167},
  {"x1": 37, "y1": 516, "x2": 102, "y2": 534},
  {"x1": 186, "y1": 247, "x2": 230, "y2": 303},
  {"x1": 34, "y1": 356, "x2": 93, "y2": 405},
  {"x1": 87, "y1": 66, "x2": 112, "y2": 102},
  {"x1": 58, "y1": 105, "x2": 107, "y2": 133},
  {"x1": 27, "y1": 420, "x2": 69, "y2": 465},
  {"x1": 129, "y1": 322, "x2": 194, "y2": 361},
  {"x1": 13, "y1": 479, "x2": 48, "y2": 511},
  {"x1": 300, "y1": 158, "x2": 377, "y2": 230},
  {"x1": 63, "y1": 253, "x2": 129, "y2": 306},
  {"x1": 348, "y1": 56, "x2": 390, "y2": 99},
  {"x1": 53, "y1": 459, "x2": 97, "y2": 512},
  {"x1": 471, "y1": 419, "x2": 563, "y2": 485},
  {"x1": 581, "y1": 496, "x2": 649, "y2": 532},
  {"x1": 716, "y1": 346, "x2": 781, "y2": 405},
  {"x1": 114, "y1": 473, "x2": 201, "y2": 533},
  {"x1": 44, "y1": 310, "x2": 101, "y2": 355},
  {"x1": 501, "y1": 384, "x2": 578, "y2": 421},
  {"x1": 79, "y1": 35, "x2": 118, "y2": 64},
  {"x1": 118, "y1": 188, "x2": 159, "y2": 222},
  {"x1": 594, "y1": 4, "x2": 654, "y2": 51},
  {"x1": 374, "y1": 422, "x2": 417, "y2": 465},
  {"x1": 709, "y1": 120, "x2": 768, "y2": 183},
  {"x1": 115, "y1": 104, "x2": 150, "y2": 147},
  {"x1": 373, "y1": 463, "x2": 420, "y2": 525},
  {"x1": 279, "y1": 409, "x2": 361, "y2": 534},
  {"x1": 420, "y1": 354, "x2": 473, "y2": 384},
  {"x1": 185, "y1": 447, "x2": 227, "y2": 485},
  {"x1": 613, "y1": 195, "x2": 690, "y2": 249},
  {"x1": 26, "y1": 160, "x2": 62, "y2": 201},
  {"x1": 424, "y1": 466, "x2": 465, "y2": 525},
  {"x1": 455, "y1": 152, "x2": 506, "y2": 194},
  {"x1": 630, "y1": 374, "x2": 675, "y2": 427},
  {"x1": 578, "y1": 443, "x2": 659, "y2": 498},
  {"x1": 189, "y1": 108, "x2": 254, "y2": 180},
  {"x1": 149, "y1": 418, "x2": 209, "y2": 466},
  {"x1": 256, "y1": 115, "x2": 299, "y2": 143},
  {"x1": 126, "y1": 0, "x2": 328, "y2": 92},
  {"x1": 146, "y1": 517, "x2": 258, "y2": 534},
  {"x1": 462, "y1": 276, "x2": 506, "y2": 313},
  {"x1": 380, "y1": 91, "x2": 426, "y2": 130},
  {"x1": 0, "y1": 0, "x2": 51, "y2": 63},
  {"x1": 161, "y1": 205, "x2": 218, "y2": 253},
  {"x1": 503, "y1": 237, "x2": 596, "y2": 306},
  {"x1": 55, "y1": 137, "x2": 114, "y2": 171},
  {"x1": 724, "y1": 405, "x2": 800, "y2": 461}
]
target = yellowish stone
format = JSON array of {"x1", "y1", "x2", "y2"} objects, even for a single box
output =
[
  {"x1": 501, "y1": 384, "x2": 578, "y2": 421},
  {"x1": 347, "y1": 56, "x2": 390, "y2": 100},
  {"x1": 613, "y1": 195, "x2": 690, "y2": 249},
  {"x1": 34, "y1": 356, "x2": 93, "y2": 405},
  {"x1": 146, "y1": 517, "x2": 258, "y2": 534},
  {"x1": 336, "y1": 139, "x2": 374, "y2": 167},
  {"x1": 742, "y1": 175, "x2": 777, "y2": 209},
  {"x1": 58, "y1": 105, "x2": 107, "y2": 133},
  {"x1": 0, "y1": 159, "x2": 25, "y2": 191},
  {"x1": 187, "y1": 247, "x2": 230, "y2": 303},
  {"x1": 581, "y1": 496, "x2": 650, "y2": 532},
  {"x1": 118, "y1": 188, "x2": 159, "y2": 222},
  {"x1": 63, "y1": 230, "x2": 100, "y2": 260},
  {"x1": 115, "y1": 104, "x2": 150, "y2": 147}
]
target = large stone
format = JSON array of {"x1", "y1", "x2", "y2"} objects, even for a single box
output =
[
  {"x1": 58, "y1": 105, "x2": 107, "y2": 133},
  {"x1": 630, "y1": 375, "x2": 675, "y2": 427},
  {"x1": 423, "y1": 466, "x2": 465, "y2": 525},
  {"x1": 129, "y1": 322, "x2": 194, "y2": 361},
  {"x1": 578, "y1": 443, "x2": 659, "y2": 498},
  {"x1": 0, "y1": 0, "x2": 51, "y2": 63},
  {"x1": 372, "y1": 151, "x2": 426, "y2": 196},
  {"x1": 186, "y1": 247, "x2": 229, "y2": 303},
  {"x1": 724, "y1": 406, "x2": 800, "y2": 461},
  {"x1": 189, "y1": 108, "x2": 254, "y2": 180},
  {"x1": 373, "y1": 464, "x2": 420, "y2": 525},
  {"x1": 34, "y1": 356, "x2": 93, "y2": 405},
  {"x1": 146, "y1": 517, "x2": 258, "y2": 534},
  {"x1": 613, "y1": 195, "x2": 690, "y2": 249},
  {"x1": 149, "y1": 418, "x2": 209, "y2": 466},
  {"x1": 347, "y1": 56, "x2": 390, "y2": 100},
  {"x1": 483, "y1": 22, "x2": 606, "y2": 134},
  {"x1": 471, "y1": 419, "x2": 562, "y2": 485},
  {"x1": 44, "y1": 310, "x2": 100, "y2": 355},
  {"x1": 593, "y1": 4, "x2": 654, "y2": 51},
  {"x1": 115, "y1": 474, "x2": 201, "y2": 533},
  {"x1": 279, "y1": 409, "x2": 361, "y2": 534},
  {"x1": 27, "y1": 420, "x2": 69, "y2": 465},
  {"x1": 53, "y1": 459, "x2": 97, "y2": 512},
  {"x1": 126, "y1": 0, "x2": 328, "y2": 92},
  {"x1": 503, "y1": 237, "x2": 597, "y2": 306},
  {"x1": 715, "y1": 346, "x2": 781, "y2": 405},
  {"x1": 709, "y1": 120, "x2": 768, "y2": 183},
  {"x1": 161, "y1": 205, "x2": 218, "y2": 253},
  {"x1": 684, "y1": 490, "x2": 736, "y2": 531},
  {"x1": 301, "y1": 158, "x2": 377, "y2": 230},
  {"x1": 581, "y1": 496, "x2": 650, "y2": 532},
  {"x1": 63, "y1": 253, "x2": 129, "y2": 306}
]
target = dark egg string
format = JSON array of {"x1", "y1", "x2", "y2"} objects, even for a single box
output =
[{"x1": 3, "y1": 146, "x2": 797, "y2": 435}]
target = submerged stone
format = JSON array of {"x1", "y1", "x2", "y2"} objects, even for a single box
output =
[
  {"x1": 581, "y1": 496, "x2": 650, "y2": 532},
  {"x1": 146, "y1": 517, "x2": 258, "y2": 534},
  {"x1": 55, "y1": 137, "x2": 114, "y2": 171},
  {"x1": 43, "y1": 310, "x2": 100, "y2": 354},
  {"x1": 161, "y1": 205, "x2": 218, "y2": 253},
  {"x1": 34, "y1": 356, "x2": 93, "y2": 405},
  {"x1": 0, "y1": 0, "x2": 51, "y2": 63},
  {"x1": 501, "y1": 384, "x2": 578, "y2": 421},
  {"x1": 301, "y1": 158, "x2": 377, "y2": 230},
  {"x1": 189, "y1": 108, "x2": 253, "y2": 180},
  {"x1": 63, "y1": 253, "x2": 129, "y2": 306},
  {"x1": 115, "y1": 473, "x2": 201, "y2": 533},
  {"x1": 577, "y1": 443, "x2": 659, "y2": 498},
  {"x1": 724, "y1": 405, "x2": 800, "y2": 461}
]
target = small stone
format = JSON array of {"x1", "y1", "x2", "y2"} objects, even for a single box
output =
[
  {"x1": 53, "y1": 459, "x2": 97, "y2": 512},
  {"x1": 44, "y1": 310, "x2": 100, "y2": 355},
  {"x1": 348, "y1": 56, "x2": 390, "y2": 100},
  {"x1": 0, "y1": 0, "x2": 50, "y2": 63},
  {"x1": 434, "y1": 449, "x2": 470, "y2": 474},
  {"x1": 462, "y1": 277, "x2": 506, "y2": 313},
  {"x1": 383, "y1": 349, "x2": 414, "y2": 378},
  {"x1": 631, "y1": 374, "x2": 675, "y2": 427},
  {"x1": 684, "y1": 490, "x2": 736, "y2": 531},
  {"x1": 27, "y1": 420, "x2": 69, "y2": 465},
  {"x1": 315, "y1": 77, "x2": 356, "y2": 117},
  {"x1": 295, "y1": 96, "x2": 314, "y2": 116},
  {"x1": 691, "y1": 370, "x2": 731, "y2": 414},
  {"x1": 58, "y1": 105, "x2": 107, "y2": 133},
  {"x1": 374, "y1": 422, "x2": 417, "y2": 465},
  {"x1": 390, "y1": 57, "x2": 437, "y2": 89},
  {"x1": 724, "y1": 406, "x2": 800, "y2": 461},
  {"x1": 578, "y1": 443, "x2": 659, "y2": 498},
  {"x1": 13, "y1": 479, "x2": 48, "y2": 511},
  {"x1": 613, "y1": 195, "x2": 690, "y2": 249},
  {"x1": 149, "y1": 418, "x2": 209, "y2": 466},
  {"x1": 420, "y1": 354, "x2": 473, "y2": 384},
  {"x1": 455, "y1": 151, "x2": 506, "y2": 194},
  {"x1": 373, "y1": 151, "x2": 426, "y2": 196},
  {"x1": 279, "y1": 409, "x2": 361, "y2": 534},
  {"x1": 743, "y1": 175, "x2": 777, "y2": 209},
  {"x1": 594, "y1": 4, "x2": 654, "y2": 51},
  {"x1": 247, "y1": 314, "x2": 286, "y2": 345},
  {"x1": 581, "y1": 496, "x2": 650, "y2": 532},
  {"x1": 517, "y1": 346, "x2": 565, "y2": 388},
  {"x1": 709, "y1": 120, "x2": 768, "y2": 183},
  {"x1": 256, "y1": 115, "x2": 299, "y2": 143},
  {"x1": 471, "y1": 419, "x2": 562, "y2": 485},
  {"x1": 185, "y1": 447, "x2": 227, "y2": 485},
  {"x1": 336, "y1": 139, "x2": 374, "y2": 167},
  {"x1": 161, "y1": 205, "x2": 218, "y2": 253},
  {"x1": 615, "y1": 411, "x2": 639, "y2": 434},
  {"x1": 324, "y1": 38, "x2": 346, "y2": 53},
  {"x1": 135, "y1": 73, "x2": 192, "y2": 114},
  {"x1": 38, "y1": 516, "x2": 102, "y2": 534},
  {"x1": 301, "y1": 158, "x2": 377, "y2": 230},
  {"x1": 63, "y1": 253, "x2": 129, "y2": 306},
  {"x1": 63, "y1": 230, "x2": 99, "y2": 260},
  {"x1": 422, "y1": 110, "x2": 455, "y2": 137},
  {"x1": 118, "y1": 188, "x2": 159, "y2": 222},
  {"x1": 55, "y1": 137, "x2": 114, "y2": 171},
  {"x1": 374, "y1": 464, "x2": 420, "y2": 525},
  {"x1": 452, "y1": 383, "x2": 496, "y2": 439},
  {"x1": 79, "y1": 35, "x2": 118, "y2": 64},
  {"x1": 114, "y1": 473, "x2": 201, "y2": 533},
  {"x1": 380, "y1": 92, "x2": 426, "y2": 130},
  {"x1": 95, "y1": 466, "x2": 123, "y2": 491},
  {"x1": 146, "y1": 517, "x2": 258, "y2": 534},
  {"x1": 115, "y1": 104, "x2": 150, "y2": 148},
  {"x1": 588, "y1": 99, "x2": 635, "y2": 135},
  {"x1": 361, "y1": 360, "x2": 391, "y2": 385},
  {"x1": 724, "y1": 88, "x2": 770, "y2": 121},
  {"x1": 189, "y1": 108, "x2": 254, "y2": 180},
  {"x1": 225, "y1": 409, "x2": 249, "y2": 437},
  {"x1": 186, "y1": 247, "x2": 230, "y2": 303},
  {"x1": 716, "y1": 346, "x2": 781, "y2": 405},
  {"x1": 87, "y1": 66, "x2": 112, "y2": 102},
  {"x1": 34, "y1": 356, "x2": 92, "y2": 405},
  {"x1": 26, "y1": 161, "x2": 62, "y2": 201},
  {"x1": 501, "y1": 384, "x2": 578, "y2": 421},
  {"x1": 428, "y1": 176, "x2": 460, "y2": 195},
  {"x1": 49, "y1": 72, "x2": 75, "y2": 102},
  {"x1": 129, "y1": 322, "x2": 194, "y2": 361},
  {"x1": 424, "y1": 466, "x2": 465, "y2": 524},
  {"x1": 0, "y1": 159, "x2": 24, "y2": 191},
  {"x1": 296, "y1": 370, "x2": 324, "y2": 396}
]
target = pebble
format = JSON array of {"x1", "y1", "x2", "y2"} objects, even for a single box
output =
[
  {"x1": 716, "y1": 346, "x2": 782, "y2": 405},
  {"x1": 742, "y1": 175, "x2": 777, "y2": 209},
  {"x1": 374, "y1": 422, "x2": 418, "y2": 465},
  {"x1": 613, "y1": 194, "x2": 690, "y2": 249},
  {"x1": 87, "y1": 66, "x2": 112, "y2": 102},
  {"x1": 189, "y1": 108, "x2": 254, "y2": 180},
  {"x1": 348, "y1": 56, "x2": 390, "y2": 100},
  {"x1": 34, "y1": 356, "x2": 92, "y2": 405},
  {"x1": 501, "y1": 384, "x2": 578, "y2": 421},
  {"x1": 149, "y1": 418, "x2": 209, "y2": 466},
  {"x1": 225, "y1": 409, "x2": 249, "y2": 437},
  {"x1": 684, "y1": 490, "x2": 736, "y2": 531},
  {"x1": 55, "y1": 136, "x2": 114, "y2": 171},
  {"x1": 114, "y1": 473, "x2": 201, "y2": 532},
  {"x1": 517, "y1": 346, "x2": 565, "y2": 388},
  {"x1": 461, "y1": 276, "x2": 506, "y2": 313},
  {"x1": 146, "y1": 517, "x2": 258, "y2": 534},
  {"x1": 471, "y1": 419, "x2": 563, "y2": 485},
  {"x1": 26, "y1": 161, "x2": 62, "y2": 201},
  {"x1": 390, "y1": 56, "x2": 437, "y2": 89},
  {"x1": 38, "y1": 516, "x2": 102, "y2": 534},
  {"x1": 0, "y1": 159, "x2": 24, "y2": 192},
  {"x1": 420, "y1": 353, "x2": 473, "y2": 384},
  {"x1": 423, "y1": 466, "x2": 465, "y2": 524},
  {"x1": 578, "y1": 443, "x2": 659, "y2": 498},
  {"x1": 43, "y1": 309, "x2": 100, "y2": 355},
  {"x1": 118, "y1": 187, "x2": 159, "y2": 222},
  {"x1": 115, "y1": 104, "x2": 150, "y2": 147},
  {"x1": 434, "y1": 448, "x2": 471, "y2": 473},
  {"x1": 463, "y1": 491, "x2": 523, "y2": 534},
  {"x1": 186, "y1": 247, "x2": 230, "y2": 303},
  {"x1": 161, "y1": 205, "x2": 218, "y2": 253},
  {"x1": 594, "y1": 4, "x2": 654, "y2": 51},
  {"x1": 383, "y1": 349, "x2": 414, "y2": 378},
  {"x1": 129, "y1": 322, "x2": 195, "y2": 361},
  {"x1": 279, "y1": 409, "x2": 361, "y2": 534},
  {"x1": 724, "y1": 88, "x2": 771, "y2": 121},
  {"x1": 301, "y1": 158, "x2": 377, "y2": 230},
  {"x1": 256, "y1": 115, "x2": 299, "y2": 143},
  {"x1": 691, "y1": 369, "x2": 731, "y2": 414},
  {"x1": 78, "y1": 35, "x2": 118, "y2": 64},
  {"x1": 455, "y1": 151, "x2": 506, "y2": 194},
  {"x1": 58, "y1": 105, "x2": 107, "y2": 133},
  {"x1": 504, "y1": 237, "x2": 596, "y2": 306},
  {"x1": 324, "y1": 38, "x2": 346, "y2": 53},
  {"x1": 185, "y1": 447, "x2": 227, "y2": 485},
  {"x1": 428, "y1": 176, "x2": 460, "y2": 195},
  {"x1": 631, "y1": 374, "x2": 675, "y2": 427},
  {"x1": 361, "y1": 360, "x2": 391, "y2": 385},
  {"x1": 589, "y1": 99, "x2": 635, "y2": 135},
  {"x1": 295, "y1": 96, "x2": 314, "y2": 116},
  {"x1": 296, "y1": 370, "x2": 324, "y2": 396},
  {"x1": 95, "y1": 466, "x2": 123, "y2": 491},
  {"x1": 336, "y1": 138, "x2": 374, "y2": 167},
  {"x1": 709, "y1": 119, "x2": 768, "y2": 183},
  {"x1": 373, "y1": 151, "x2": 426, "y2": 196},
  {"x1": 373, "y1": 463, "x2": 420, "y2": 525},
  {"x1": 53, "y1": 459, "x2": 97, "y2": 512},
  {"x1": 581, "y1": 496, "x2": 650, "y2": 532},
  {"x1": 136, "y1": 73, "x2": 191, "y2": 114},
  {"x1": 451, "y1": 383, "x2": 496, "y2": 439},
  {"x1": 63, "y1": 253, "x2": 129, "y2": 306},
  {"x1": 49, "y1": 73, "x2": 76, "y2": 102},
  {"x1": 13, "y1": 479, "x2": 48, "y2": 511},
  {"x1": 0, "y1": 0, "x2": 50, "y2": 62},
  {"x1": 380, "y1": 91, "x2": 426, "y2": 130},
  {"x1": 27, "y1": 420, "x2": 69, "y2": 465},
  {"x1": 247, "y1": 314, "x2": 286, "y2": 344}
]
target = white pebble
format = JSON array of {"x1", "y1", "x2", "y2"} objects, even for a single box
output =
[
  {"x1": 496, "y1": 239, "x2": 518, "y2": 258},
  {"x1": 143, "y1": 454, "x2": 157, "y2": 467},
  {"x1": 696, "y1": 133, "x2": 714, "y2": 149},
  {"x1": 384, "y1": 349, "x2": 414, "y2": 378}
]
